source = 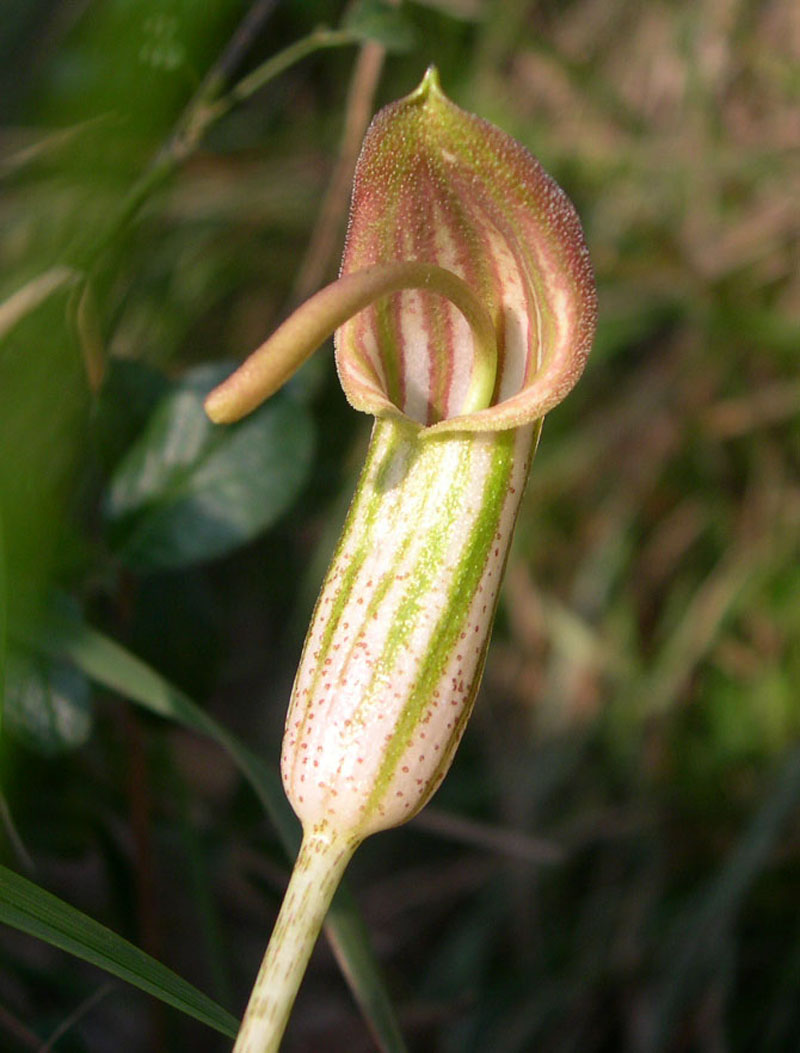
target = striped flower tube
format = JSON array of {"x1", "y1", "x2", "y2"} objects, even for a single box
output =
[{"x1": 206, "y1": 68, "x2": 596, "y2": 1053}]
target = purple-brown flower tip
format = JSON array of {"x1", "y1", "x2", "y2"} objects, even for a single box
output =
[{"x1": 336, "y1": 67, "x2": 597, "y2": 433}]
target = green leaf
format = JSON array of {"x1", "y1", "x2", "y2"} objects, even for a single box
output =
[
  {"x1": 104, "y1": 362, "x2": 314, "y2": 570},
  {"x1": 0, "y1": 863, "x2": 238, "y2": 1039},
  {"x1": 93, "y1": 357, "x2": 172, "y2": 473},
  {"x1": 4, "y1": 650, "x2": 92, "y2": 756},
  {"x1": 35, "y1": 609, "x2": 408, "y2": 1053},
  {"x1": 343, "y1": 0, "x2": 418, "y2": 52}
]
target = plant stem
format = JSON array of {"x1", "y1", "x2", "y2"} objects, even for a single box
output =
[
  {"x1": 194, "y1": 0, "x2": 282, "y2": 105},
  {"x1": 233, "y1": 827, "x2": 360, "y2": 1053},
  {"x1": 225, "y1": 28, "x2": 358, "y2": 114}
]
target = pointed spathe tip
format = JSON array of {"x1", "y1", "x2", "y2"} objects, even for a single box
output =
[
  {"x1": 408, "y1": 65, "x2": 444, "y2": 104},
  {"x1": 421, "y1": 65, "x2": 441, "y2": 92}
]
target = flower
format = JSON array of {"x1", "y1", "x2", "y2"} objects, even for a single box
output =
[{"x1": 206, "y1": 67, "x2": 596, "y2": 1053}]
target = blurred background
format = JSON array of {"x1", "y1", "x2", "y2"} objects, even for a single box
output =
[{"x1": 1, "y1": 0, "x2": 798, "y2": 1050}]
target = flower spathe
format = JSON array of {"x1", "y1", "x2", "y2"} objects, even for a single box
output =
[
  {"x1": 336, "y1": 67, "x2": 596, "y2": 433},
  {"x1": 281, "y1": 418, "x2": 532, "y2": 838},
  {"x1": 206, "y1": 68, "x2": 596, "y2": 437},
  {"x1": 206, "y1": 68, "x2": 596, "y2": 1053}
]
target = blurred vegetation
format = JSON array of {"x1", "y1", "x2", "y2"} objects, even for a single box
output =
[{"x1": 1, "y1": 0, "x2": 799, "y2": 1050}]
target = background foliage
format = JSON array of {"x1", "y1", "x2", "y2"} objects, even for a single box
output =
[{"x1": 1, "y1": 0, "x2": 798, "y2": 1050}]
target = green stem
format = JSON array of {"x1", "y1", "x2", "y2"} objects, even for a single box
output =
[
  {"x1": 225, "y1": 28, "x2": 358, "y2": 114},
  {"x1": 234, "y1": 828, "x2": 359, "y2": 1053}
]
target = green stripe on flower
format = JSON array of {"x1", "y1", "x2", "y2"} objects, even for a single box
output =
[{"x1": 282, "y1": 420, "x2": 535, "y2": 836}]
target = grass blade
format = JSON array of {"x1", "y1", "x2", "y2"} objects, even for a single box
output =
[{"x1": 0, "y1": 864, "x2": 238, "y2": 1038}]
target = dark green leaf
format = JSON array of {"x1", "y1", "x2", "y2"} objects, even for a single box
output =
[
  {"x1": 104, "y1": 362, "x2": 314, "y2": 570},
  {"x1": 0, "y1": 863, "x2": 238, "y2": 1038},
  {"x1": 343, "y1": 0, "x2": 418, "y2": 52},
  {"x1": 93, "y1": 357, "x2": 172, "y2": 472},
  {"x1": 4, "y1": 649, "x2": 92, "y2": 755}
]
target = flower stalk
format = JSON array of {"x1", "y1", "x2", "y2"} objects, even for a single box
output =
[
  {"x1": 208, "y1": 66, "x2": 596, "y2": 1052},
  {"x1": 233, "y1": 827, "x2": 358, "y2": 1053}
]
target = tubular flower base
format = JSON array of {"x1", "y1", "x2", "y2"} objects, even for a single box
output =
[{"x1": 206, "y1": 68, "x2": 596, "y2": 1053}]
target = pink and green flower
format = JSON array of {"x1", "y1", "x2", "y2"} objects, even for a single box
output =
[{"x1": 206, "y1": 67, "x2": 596, "y2": 1053}]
